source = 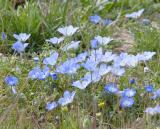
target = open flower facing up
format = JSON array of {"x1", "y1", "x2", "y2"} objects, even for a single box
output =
[
  {"x1": 28, "y1": 66, "x2": 42, "y2": 79},
  {"x1": 89, "y1": 15, "x2": 102, "y2": 24},
  {"x1": 46, "y1": 101, "x2": 58, "y2": 111},
  {"x1": 5, "y1": 75, "x2": 18, "y2": 86},
  {"x1": 120, "y1": 97, "x2": 134, "y2": 108},
  {"x1": 13, "y1": 33, "x2": 31, "y2": 42},
  {"x1": 122, "y1": 88, "x2": 136, "y2": 98},
  {"x1": 37, "y1": 66, "x2": 50, "y2": 80},
  {"x1": 28, "y1": 66, "x2": 50, "y2": 80},
  {"x1": 72, "y1": 78, "x2": 91, "y2": 90},
  {"x1": 57, "y1": 25, "x2": 79, "y2": 37},
  {"x1": 5, "y1": 75, "x2": 18, "y2": 94},
  {"x1": 73, "y1": 52, "x2": 88, "y2": 63},
  {"x1": 12, "y1": 41, "x2": 29, "y2": 53},
  {"x1": 46, "y1": 37, "x2": 64, "y2": 45},
  {"x1": 144, "y1": 85, "x2": 154, "y2": 93},
  {"x1": 125, "y1": 9, "x2": 144, "y2": 19},
  {"x1": 56, "y1": 59, "x2": 80, "y2": 75},
  {"x1": 111, "y1": 66, "x2": 125, "y2": 76},
  {"x1": 104, "y1": 83, "x2": 119, "y2": 94},
  {"x1": 95, "y1": 36, "x2": 113, "y2": 46},
  {"x1": 61, "y1": 41, "x2": 80, "y2": 51},
  {"x1": 43, "y1": 52, "x2": 59, "y2": 66},
  {"x1": 136, "y1": 52, "x2": 156, "y2": 61},
  {"x1": 58, "y1": 90, "x2": 76, "y2": 106}
]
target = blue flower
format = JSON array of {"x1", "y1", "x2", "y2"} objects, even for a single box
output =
[
  {"x1": 150, "y1": 89, "x2": 160, "y2": 100},
  {"x1": 5, "y1": 75, "x2": 18, "y2": 86},
  {"x1": 28, "y1": 67, "x2": 41, "y2": 79},
  {"x1": 58, "y1": 90, "x2": 76, "y2": 106},
  {"x1": 56, "y1": 60, "x2": 80, "y2": 75},
  {"x1": 111, "y1": 66, "x2": 125, "y2": 76},
  {"x1": 120, "y1": 97, "x2": 134, "y2": 108},
  {"x1": 61, "y1": 41, "x2": 80, "y2": 51},
  {"x1": 13, "y1": 33, "x2": 31, "y2": 42},
  {"x1": 90, "y1": 39, "x2": 98, "y2": 49},
  {"x1": 12, "y1": 41, "x2": 29, "y2": 53},
  {"x1": 43, "y1": 52, "x2": 59, "y2": 66},
  {"x1": 72, "y1": 78, "x2": 91, "y2": 90},
  {"x1": 104, "y1": 83, "x2": 119, "y2": 94},
  {"x1": 82, "y1": 59, "x2": 98, "y2": 71},
  {"x1": 46, "y1": 101, "x2": 58, "y2": 111},
  {"x1": 129, "y1": 78, "x2": 135, "y2": 84},
  {"x1": 89, "y1": 15, "x2": 101, "y2": 24},
  {"x1": 122, "y1": 88, "x2": 136, "y2": 98},
  {"x1": 144, "y1": 105, "x2": 160, "y2": 115},
  {"x1": 50, "y1": 72, "x2": 58, "y2": 80},
  {"x1": 144, "y1": 85, "x2": 153, "y2": 93},
  {"x1": 73, "y1": 52, "x2": 88, "y2": 63},
  {"x1": 46, "y1": 37, "x2": 64, "y2": 45},
  {"x1": 37, "y1": 66, "x2": 50, "y2": 80},
  {"x1": 57, "y1": 25, "x2": 79, "y2": 37},
  {"x1": 1, "y1": 32, "x2": 7, "y2": 40}
]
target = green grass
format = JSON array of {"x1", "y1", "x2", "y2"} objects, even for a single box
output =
[{"x1": 0, "y1": 0, "x2": 160, "y2": 129}]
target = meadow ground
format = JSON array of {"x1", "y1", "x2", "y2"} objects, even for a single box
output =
[{"x1": 0, "y1": 0, "x2": 160, "y2": 129}]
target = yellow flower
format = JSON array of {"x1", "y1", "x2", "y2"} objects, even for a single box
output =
[{"x1": 98, "y1": 102, "x2": 105, "y2": 108}]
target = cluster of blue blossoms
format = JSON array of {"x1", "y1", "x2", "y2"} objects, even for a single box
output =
[{"x1": 3, "y1": 10, "x2": 159, "y2": 113}]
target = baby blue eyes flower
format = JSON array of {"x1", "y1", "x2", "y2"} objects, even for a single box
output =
[
  {"x1": 1, "y1": 32, "x2": 7, "y2": 40},
  {"x1": 144, "y1": 105, "x2": 160, "y2": 115},
  {"x1": 122, "y1": 88, "x2": 136, "y2": 98},
  {"x1": 89, "y1": 15, "x2": 101, "y2": 24},
  {"x1": 120, "y1": 97, "x2": 134, "y2": 108},
  {"x1": 72, "y1": 78, "x2": 91, "y2": 90},
  {"x1": 90, "y1": 39, "x2": 98, "y2": 49},
  {"x1": 46, "y1": 37, "x2": 64, "y2": 45},
  {"x1": 50, "y1": 72, "x2": 58, "y2": 80},
  {"x1": 129, "y1": 78, "x2": 135, "y2": 84},
  {"x1": 28, "y1": 67, "x2": 41, "y2": 79},
  {"x1": 57, "y1": 25, "x2": 79, "y2": 37},
  {"x1": 73, "y1": 52, "x2": 88, "y2": 63},
  {"x1": 61, "y1": 41, "x2": 81, "y2": 51},
  {"x1": 46, "y1": 101, "x2": 58, "y2": 111},
  {"x1": 111, "y1": 66, "x2": 125, "y2": 76},
  {"x1": 43, "y1": 52, "x2": 59, "y2": 66},
  {"x1": 28, "y1": 66, "x2": 50, "y2": 80},
  {"x1": 94, "y1": 36, "x2": 113, "y2": 46},
  {"x1": 104, "y1": 83, "x2": 119, "y2": 94},
  {"x1": 12, "y1": 41, "x2": 29, "y2": 53},
  {"x1": 56, "y1": 60, "x2": 80, "y2": 75},
  {"x1": 144, "y1": 85, "x2": 153, "y2": 93},
  {"x1": 5, "y1": 75, "x2": 18, "y2": 86},
  {"x1": 13, "y1": 33, "x2": 31, "y2": 42},
  {"x1": 150, "y1": 89, "x2": 160, "y2": 100},
  {"x1": 58, "y1": 90, "x2": 76, "y2": 106}
]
